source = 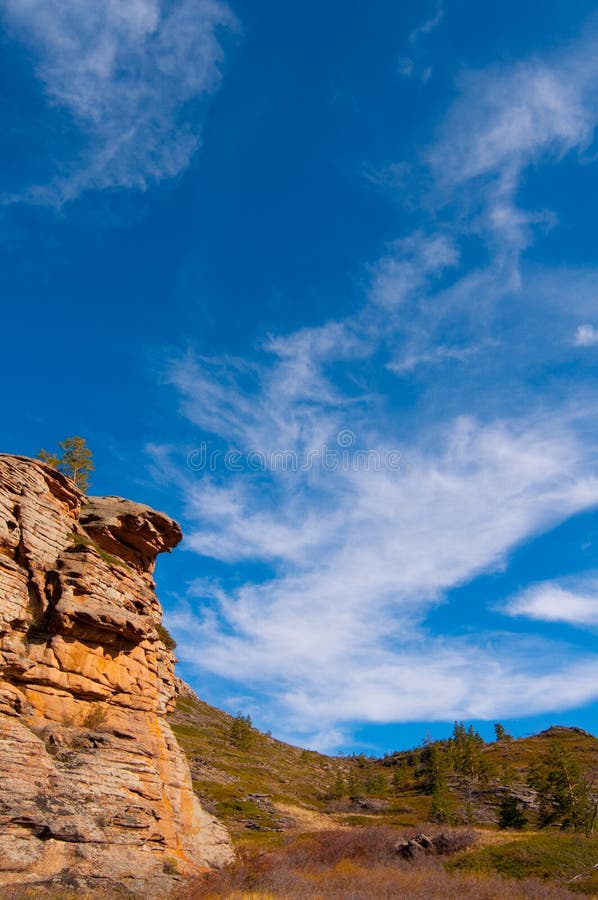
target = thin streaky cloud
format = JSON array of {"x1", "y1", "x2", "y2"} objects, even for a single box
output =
[
  {"x1": 409, "y1": 2, "x2": 444, "y2": 45},
  {"x1": 0, "y1": 0, "x2": 237, "y2": 204}
]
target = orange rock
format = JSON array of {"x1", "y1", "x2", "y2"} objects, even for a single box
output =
[{"x1": 0, "y1": 455, "x2": 232, "y2": 895}]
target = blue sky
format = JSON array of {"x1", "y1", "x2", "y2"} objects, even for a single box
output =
[{"x1": 2, "y1": 0, "x2": 598, "y2": 754}]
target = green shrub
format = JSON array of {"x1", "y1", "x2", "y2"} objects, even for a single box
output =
[
  {"x1": 156, "y1": 622, "x2": 177, "y2": 651},
  {"x1": 68, "y1": 532, "x2": 124, "y2": 568}
]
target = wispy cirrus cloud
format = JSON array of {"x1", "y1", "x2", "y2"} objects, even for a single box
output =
[
  {"x1": 409, "y1": 2, "x2": 444, "y2": 45},
  {"x1": 0, "y1": 0, "x2": 236, "y2": 203},
  {"x1": 428, "y1": 40, "x2": 598, "y2": 260},
  {"x1": 387, "y1": 341, "x2": 485, "y2": 374},
  {"x1": 385, "y1": 34, "x2": 598, "y2": 378},
  {"x1": 156, "y1": 24, "x2": 598, "y2": 749},
  {"x1": 431, "y1": 61, "x2": 594, "y2": 188},
  {"x1": 169, "y1": 324, "x2": 369, "y2": 459},
  {"x1": 155, "y1": 396, "x2": 598, "y2": 746},
  {"x1": 368, "y1": 231, "x2": 458, "y2": 309},
  {"x1": 397, "y1": 1, "x2": 444, "y2": 83}
]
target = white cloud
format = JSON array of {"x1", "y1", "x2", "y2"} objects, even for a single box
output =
[
  {"x1": 176, "y1": 410, "x2": 598, "y2": 607},
  {"x1": 156, "y1": 406, "x2": 598, "y2": 746},
  {"x1": 382, "y1": 34, "x2": 598, "y2": 375},
  {"x1": 168, "y1": 319, "x2": 373, "y2": 459},
  {"x1": 397, "y1": 2, "x2": 442, "y2": 83},
  {"x1": 575, "y1": 324, "x2": 598, "y2": 347},
  {"x1": 409, "y1": 2, "x2": 444, "y2": 45},
  {"x1": 171, "y1": 591, "x2": 598, "y2": 749},
  {"x1": 428, "y1": 40, "x2": 598, "y2": 260},
  {"x1": 387, "y1": 342, "x2": 484, "y2": 374},
  {"x1": 368, "y1": 231, "x2": 458, "y2": 308},
  {"x1": 505, "y1": 578, "x2": 598, "y2": 627},
  {"x1": 0, "y1": 0, "x2": 236, "y2": 202},
  {"x1": 431, "y1": 59, "x2": 594, "y2": 186},
  {"x1": 158, "y1": 25, "x2": 598, "y2": 748}
]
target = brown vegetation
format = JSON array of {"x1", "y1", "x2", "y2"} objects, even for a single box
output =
[{"x1": 177, "y1": 827, "x2": 577, "y2": 899}]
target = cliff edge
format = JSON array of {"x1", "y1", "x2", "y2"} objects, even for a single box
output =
[{"x1": 0, "y1": 454, "x2": 232, "y2": 895}]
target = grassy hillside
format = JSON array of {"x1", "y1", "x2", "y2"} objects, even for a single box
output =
[
  {"x1": 449, "y1": 831, "x2": 598, "y2": 896},
  {"x1": 168, "y1": 692, "x2": 598, "y2": 835},
  {"x1": 169, "y1": 692, "x2": 598, "y2": 896},
  {"x1": 169, "y1": 693, "x2": 371, "y2": 840}
]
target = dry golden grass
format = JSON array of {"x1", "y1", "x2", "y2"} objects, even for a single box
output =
[
  {"x1": 177, "y1": 827, "x2": 578, "y2": 900},
  {"x1": 275, "y1": 802, "x2": 348, "y2": 831},
  {"x1": 180, "y1": 854, "x2": 578, "y2": 898},
  {"x1": 474, "y1": 827, "x2": 545, "y2": 846},
  {"x1": 0, "y1": 888, "x2": 132, "y2": 899}
]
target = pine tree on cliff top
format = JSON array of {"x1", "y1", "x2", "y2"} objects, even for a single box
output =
[{"x1": 37, "y1": 436, "x2": 94, "y2": 492}]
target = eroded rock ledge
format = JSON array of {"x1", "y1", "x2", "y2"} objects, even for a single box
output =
[{"x1": 0, "y1": 454, "x2": 232, "y2": 895}]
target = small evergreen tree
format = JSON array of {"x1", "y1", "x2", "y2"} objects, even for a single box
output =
[
  {"x1": 420, "y1": 740, "x2": 451, "y2": 822},
  {"x1": 392, "y1": 761, "x2": 410, "y2": 792},
  {"x1": 430, "y1": 750, "x2": 451, "y2": 823},
  {"x1": 500, "y1": 760, "x2": 518, "y2": 788},
  {"x1": 430, "y1": 776, "x2": 451, "y2": 823},
  {"x1": 498, "y1": 795, "x2": 528, "y2": 829},
  {"x1": 494, "y1": 723, "x2": 512, "y2": 742},
  {"x1": 449, "y1": 721, "x2": 485, "y2": 781},
  {"x1": 346, "y1": 770, "x2": 361, "y2": 798},
  {"x1": 230, "y1": 712, "x2": 253, "y2": 750},
  {"x1": 460, "y1": 800, "x2": 477, "y2": 825},
  {"x1": 478, "y1": 752, "x2": 498, "y2": 785},
  {"x1": 331, "y1": 770, "x2": 346, "y2": 799},
  {"x1": 58, "y1": 436, "x2": 94, "y2": 491},
  {"x1": 365, "y1": 772, "x2": 386, "y2": 795},
  {"x1": 37, "y1": 436, "x2": 94, "y2": 491},
  {"x1": 529, "y1": 741, "x2": 597, "y2": 834}
]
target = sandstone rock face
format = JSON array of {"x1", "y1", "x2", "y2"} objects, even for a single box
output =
[{"x1": 0, "y1": 455, "x2": 232, "y2": 894}]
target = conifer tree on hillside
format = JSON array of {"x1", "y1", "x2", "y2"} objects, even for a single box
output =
[
  {"x1": 529, "y1": 741, "x2": 598, "y2": 834},
  {"x1": 494, "y1": 723, "x2": 512, "y2": 742},
  {"x1": 419, "y1": 739, "x2": 452, "y2": 822},
  {"x1": 230, "y1": 712, "x2": 253, "y2": 750},
  {"x1": 37, "y1": 436, "x2": 94, "y2": 492},
  {"x1": 331, "y1": 770, "x2": 346, "y2": 799},
  {"x1": 428, "y1": 744, "x2": 451, "y2": 822},
  {"x1": 346, "y1": 770, "x2": 361, "y2": 799},
  {"x1": 449, "y1": 721, "x2": 486, "y2": 780},
  {"x1": 498, "y1": 795, "x2": 528, "y2": 829},
  {"x1": 365, "y1": 772, "x2": 387, "y2": 796},
  {"x1": 392, "y1": 760, "x2": 410, "y2": 791}
]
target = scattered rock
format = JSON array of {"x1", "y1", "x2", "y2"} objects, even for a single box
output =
[
  {"x1": 395, "y1": 834, "x2": 431, "y2": 860},
  {"x1": 395, "y1": 831, "x2": 471, "y2": 860},
  {"x1": 539, "y1": 725, "x2": 594, "y2": 738}
]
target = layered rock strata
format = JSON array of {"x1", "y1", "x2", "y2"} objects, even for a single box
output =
[{"x1": 0, "y1": 454, "x2": 232, "y2": 894}]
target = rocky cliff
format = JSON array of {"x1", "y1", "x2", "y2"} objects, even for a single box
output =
[{"x1": 0, "y1": 454, "x2": 232, "y2": 895}]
